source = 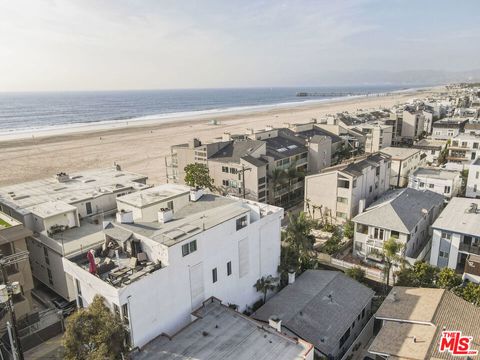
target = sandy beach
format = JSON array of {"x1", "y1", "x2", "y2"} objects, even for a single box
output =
[{"x1": 0, "y1": 86, "x2": 444, "y2": 186}]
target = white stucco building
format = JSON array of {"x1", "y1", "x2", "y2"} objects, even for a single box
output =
[
  {"x1": 0, "y1": 167, "x2": 150, "y2": 300},
  {"x1": 380, "y1": 147, "x2": 425, "y2": 188},
  {"x1": 466, "y1": 159, "x2": 480, "y2": 198},
  {"x1": 430, "y1": 198, "x2": 480, "y2": 283},
  {"x1": 408, "y1": 167, "x2": 461, "y2": 199},
  {"x1": 62, "y1": 185, "x2": 283, "y2": 349}
]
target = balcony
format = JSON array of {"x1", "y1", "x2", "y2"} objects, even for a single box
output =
[
  {"x1": 366, "y1": 237, "x2": 384, "y2": 250},
  {"x1": 459, "y1": 243, "x2": 480, "y2": 255}
]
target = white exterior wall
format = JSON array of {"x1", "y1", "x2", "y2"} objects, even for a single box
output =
[
  {"x1": 466, "y1": 163, "x2": 480, "y2": 198},
  {"x1": 117, "y1": 194, "x2": 190, "y2": 222},
  {"x1": 390, "y1": 153, "x2": 423, "y2": 188},
  {"x1": 63, "y1": 205, "x2": 283, "y2": 348},
  {"x1": 408, "y1": 174, "x2": 461, "y2": 199},
  {"x1": 429, "y1": 229, "x2": 461, "y2": 269},
  {"x1": 432, "y1": 127, "x2": 460, "y2": 140}
]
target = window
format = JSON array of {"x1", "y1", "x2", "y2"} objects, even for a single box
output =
[
  {"x1": 212, "y1": 268, "x2": 218, "y2": 283},
  {"x1": 339, "y1": 328, "x2": 351, "y2": 348},
  {"x1": 357, "y1": 224, "x2": 368, "y2": 235},
  {"x1": 369, "y1": 185, "x2": 373, "y2": 193},
  {"x1": 258, "y1": 177, "x2": 266, "y2": 185},
  {"x1": 373, "y1": 228, "x2": 384, "y2": 240},
  {"x1": 85, "y1": 202, "x2": 92, "y2": 215},
  {"x1": 167, "y1": 200, "x2": 174, "y2": 211},
  {"x1": 113, "y1": 304, "x2": 121, "y2": 319},
  {"x1": 355, "y1": 242, "x2": 364, "y2": 251},
  {"x1": 475, "y1": 185, "x2": 478, "y2": 193},
  {"x1": 182, "y1": 240, "x2": 197, "y2": 257},
  {"x1": 419, "y1": 182, "x2": 425, "y2": 188},
  {"x1": 222, "y1": 180, "x2": 229, "y2": 186},
  {"x1": 474, "y1": 143, "x2": 479, "y2": 149},
  {"x1": 75, "y1": 279, "x2": 82, "y2": 296},
  {"x1": 362, "y1": 307, "x2": 366, "y2": 319},
  {"x1": 376, "y1": 167, "x2": 380, "y2": 176},
  {"x1": 476, "y1": 171, "x2": 479, "y2": 179},
  {"x1": 47, "y1": 269, "x2": 53, "y2": 285},
  {"x1": 337, "y1": 197, "x2": 348, "y2": 204},
  {"x1": 352, "y1": 179, "x2": 357, "y2": 188},
  {"x1": 429, "y1": 184, "x2": 434, "y2": 189},
  {"x1": 222, "y1": 166, "x2": 229, "y2": 173},
  {"x1": 44, "y1": 247, "x2": 50, "y2": 265},
  {"x1": 391, "y1": 230, "x2": 400, "y2": 239},
  {"x1": 230, "y1": 168, "x2": 237, "y2": 174},
  {"x1": 227, "y1": 261, "x2": 232, "y2": 276},
  {"x1": 439, "y1": 250, "x2": 449, "y2": 259},
  {"x1": 444, "y1": 186, "x2": 451, "y2": 194},
  {"x1": 122, "y1": 303, "x2": 129, "y2": 326},
  {"x1": 441, "y1": 232, "x2": 451, "y2": 240},
  {"x1": 258, "y1": 190, "x2": 266, "y2": 199},
  {"x1": 236, "y1": 216, "x2": 248, "y2": 231}
]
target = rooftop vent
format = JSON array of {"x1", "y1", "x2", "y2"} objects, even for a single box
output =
[
  {"x1": 55, "y1": 172, "x2": 70, "y2": 183},
  {"x1": 116, "y1": 209, "x2": 133, "y2": 224},
  {"x1": 190, "y1": 188, "x2": 204, "y2": 202},
  {"x1": 158, "y1": 208, "x2": 173, "y2": 224},
  {"x1": 268, "y1": 316, "x2": 282, "y2": 333},
  {"x1": 467, "y1": 203, "x2": 479, "y2": 214}
]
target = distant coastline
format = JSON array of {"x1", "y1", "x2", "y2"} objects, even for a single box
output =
[{"x1": 0, "y1": 85, "x2": 433, "y2": 141}]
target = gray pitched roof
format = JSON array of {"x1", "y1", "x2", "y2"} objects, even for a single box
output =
[
  {"x1": 264, "y1": 130, "x2": 307, "y2": 160},
  {"x1": 209, "y1": 140, "x2": 264, "y2": 163},
  {"x1": 252, "y1": 270, "x2": 374, "y2": 356},
  {"x1": 352, "y1": 188, "x2": 444, "y2": 233}
]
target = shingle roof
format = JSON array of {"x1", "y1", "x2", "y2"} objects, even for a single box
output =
[
  {"x1": 352, "y1": 188, "x2": 444, "y2": 233},
  {"x1": 264, "y1": 130, "x2": 307, "y2": 160},
  {"x1": 295, "y1": 126, "x2": 342, "y2": 144},
  {"x1": 241, "y1": 155, "x2": 268, "y2": 167},
  {"x1": 209, "y1": 140, "x2": 264, "y2": 163},
  {"x1": 252, "y1": 270, "x2": 374, "y2": 356}
]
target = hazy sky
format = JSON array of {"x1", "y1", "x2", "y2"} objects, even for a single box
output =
[{"x1": 1, "y1": 0, "x2": 479, "y2": 91}]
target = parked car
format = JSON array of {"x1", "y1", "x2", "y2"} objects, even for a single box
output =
[{"x1": 52, "y1": 297, "x2": 76, "y2": 317}]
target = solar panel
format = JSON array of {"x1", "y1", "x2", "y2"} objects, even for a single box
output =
[{"x1": 287, "y1": 145, "x2": 297, "y2": 149}]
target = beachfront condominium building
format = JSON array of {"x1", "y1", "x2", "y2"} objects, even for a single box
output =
[
  {"x1": 431, "y1": 118, "x2": 468, "y2": 140},
  {"x1": 352, "y1": 123, "x2": 393, "y2": 153},
  {"x1": 408, "y1": 167, "x2": 461, "y2": 199},
  {"x1": 380, "y1": 147, "x2": 425, "y2": 187},
  {"x1": 62, "y1": 185, "x2": 284, "y2": 348},
  {"x1": 352, "y1": 188, "x2": 444, "y2": 265},
  {"x1": 0, "y1": 167, "x2": 150, "y2": 300},
  {"x1": 0, "y1": 211, "x2": 34, "y2": 320},
  {"x1": 167, "y1": 124, "x2": 334, "y2": 208},
  {"x1": 446, "y1": 133, "x2": 480, "y2": 166},
  {"x1": 466, "y1": 159, "x2": 480, "y2": 198},
  {"x1": 430, "y1": 198, "x2": 480, "y2": 282},
  {"x1": 304, "y1": 153, "x2": 391, "y2": 224}
]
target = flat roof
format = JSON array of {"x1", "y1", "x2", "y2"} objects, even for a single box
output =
[
  {"x1": 412, "y1": 167, "x2": 459, "y2": 180},
  {"x1": 132, "y1": 298, "x2": 312, "y2": 360},
  {"x1": 0, "y1": 168, "x2": 149, "y2": 216},
  {"x1": 27, "y1": 201, "x2": 78, "y2": 219},
  {"x1": 116, "y1": 184, "x2": 189, "y2": 208},
  {"x1": 432, "y1": 197, "x2": 480, "y2": 236},
  {"x1": 381, "y1": 147, "x2": 420, "y2": 160}
]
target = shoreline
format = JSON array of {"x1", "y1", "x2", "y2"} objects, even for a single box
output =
[
  {"x1": 0, "y1": 85, "x2": 434, "y2": 142},
  {"x1": 0, "y1": 85, "x2": 445, "y2": 186}
]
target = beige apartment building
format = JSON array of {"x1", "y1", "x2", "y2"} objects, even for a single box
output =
[
  {"x1": 304, "y1": 153, "x2": 391, "y2": 223},
  {"x1": 380, "y1": 147, "x2": 424, "y2": 187},
  {"x1": 0, "y1": 211, "x2": 34, "y2": 319},
  {"x1": 353, "y1": 123, "x2": 393, "y2": 153},
  {"x1": 167, "y1": 124, "x2": 334, "y2": 208}
]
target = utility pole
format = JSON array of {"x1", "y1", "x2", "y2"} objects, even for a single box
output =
[
  {"x1": 0, "y1": 250, "x2": 29, "y2": 360},
  {"x1": 238, "y1": 165, "x2": 251, "y2": 199}
]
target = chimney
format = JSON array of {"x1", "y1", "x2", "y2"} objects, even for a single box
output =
[
  {"x1": 158, "y1": 208, "x2": 173, "y2": 224},
  {"x1": 392, "y1": 291, "x2": 397, "y2": 302},
  {"x1": 189, "y1": 138, "x2": 201, "y2": 149},
  {"x1": 55, "y1": 172, "x2": 70, "y2": 183},
  {"x1": 190, "y1": 188, "x2": 204, "y2": 202},
  {"x1": 116, "y1": 209, "x2": 134, "y2": 224},
  {"x1": 358, "y1": 198, "x2": 366, "y2": 214},
  {"x1": 288, "y1": 271, "x2": 296, "y2": 284},
  {"x1": 268, "y1": 316, "x2": 282, "y2": 332},
  {"x1": 222, "y1": 132, "x2": 231, "y2": 141}
]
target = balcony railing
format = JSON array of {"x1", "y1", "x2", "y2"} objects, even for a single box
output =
[{"x1": 459, "y1": 243, "x2": 480, "y2": 255}]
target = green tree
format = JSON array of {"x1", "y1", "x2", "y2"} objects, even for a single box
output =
[
  {"x1": 269, "y1": 168, "x2": 287, "y2": 206},
  {"x1": 285, "y1": 162, "x2": 305, "y2": 205},
  {"x1": 63, "y1": 295, "x2": 126, "y2": 360},
  {"x1": 383, "y1": 237, "x2": 404, "y2": 288},
  {"x1": 437, "y1": 268, "x2": 462, "y2": 289},
  {"x1": 254, "y1": 275, "x2": 279, "y2": 303},
  {"x1": 411, "y1": 261, "x2": 438, "y2": 288},
  {"x1": 184, "y1": 163, "x2": 215, "y2": 191},
  {"x1": 345, "y1": 266, "x2": 366, "y2": 283},
  {"x1": 457, "y1": 282, "x2": 480, "y2": 306},
  {"x1": 343, "y1": 220, "x2": 354, "y2": 240},
  {"x1": 283, "y1": 212, "x2": 315, "y2": 260}
]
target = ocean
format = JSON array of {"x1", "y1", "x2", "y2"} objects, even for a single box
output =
[{"x1": 0, "y1": 85, "x2": 413, "y2": 134}]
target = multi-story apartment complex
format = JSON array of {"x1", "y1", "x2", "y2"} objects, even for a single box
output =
[
  {"x1": 412, "y1": 138, "x2": 447, "y2": 165},
  {"x1": 430, "y1": 198, "x2": 480, "y2": 282},
  {"x1": 431, "y1": 118, "x2": 468, "y2": 140},
  {"x1": 0, "y1": 167, "x2": 150, "y2": 300},
  {"x1": 380, "y1": 147, "x2": 424, "y2": 187},
  {"x1": 447, "y1": 133, "x2": 480, "y2": 166},
  {"x1": 401, "y1": 108, "x2": 425, "y2": 141},
  {"x1": 304, "y1": 153, "x2": 391, "y2": 223},
  {"x1": 0, "y1": 211, "x2": 34, "y2": 320},
  {"x1": 408, "y1": 167, "x2": 461, "y2": 199},
  {"x1": 352, "y1": 188, "x2": 444, "y2": 264},
  {"x1": 62, "y1": 184, "x2": 283, "y2": 348},
  {"x1": 466, "y1": 158, "x2": 480, "y2": 198},
  {"x1": 167, "y1": 124, "x2": 334, "y2": 208},
  {"x1": 353, "y1": 123, "x2": 393, "y2": 153}
]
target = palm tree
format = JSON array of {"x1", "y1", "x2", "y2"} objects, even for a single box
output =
[
  {"x1": 383, "y1": 237, "x2": 404, "y2": 289},
  {"x1": 268, "y1": 168, "x2": 287, "y2": 206},
  {"x1": 285, "y1": 162, "x2": 305, "y2": 206},
  {"x1": 254, "y1": 275, "x2": 279, "y2": 303},
  {"x1": 283, "y1": 212, "x2": 315, "y2": 263}
]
